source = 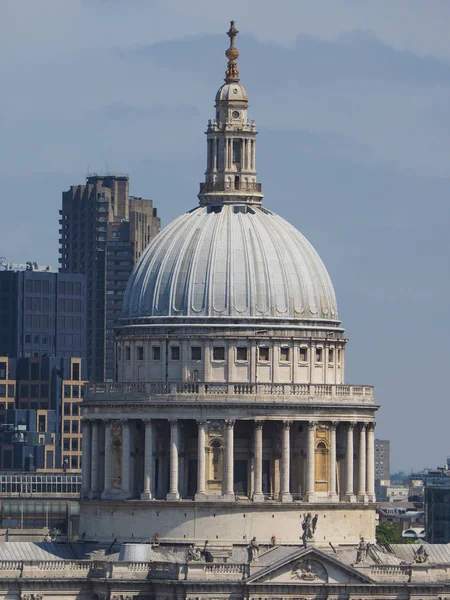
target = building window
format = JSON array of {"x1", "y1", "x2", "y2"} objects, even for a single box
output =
[
  {"x1": 137, "y1": 346, "x2": 144, "y2": 361},
  {"x1": 30, "y1": 384, "x2": 39, "y2": 398},
  {"x1": 328, "y1": 348, "x2": 334, "y2": 363},
  {"x1": 125, "y1": 347, "x2": 131, "y2": 361},
  {"x1": 30, "y1": 362, "x2": 40, "y2": 381},
  {"x1": 63, "y1": 420, "x2": 70, "y2": 433},
  {"x1": 20, "y1": 384, "x2": 29, "y2": 398},
  {"x1": 171, "y1": 346, "x2": 180, "y2": 361},
  {"x1": 72, "y1": 421, "x2": 79, "y2": 434},
  {"x1": 0, "y1": 362, "x2": 6, "y2": 380},
  {"x1": 64, "y1": 384, "x2": 71, "y2": 398},
  {"x1": 213, "y1": 347, "x2": 225, "y2": 361},
  {"x1": 299, "y1": 347, "x2": 308, "y2": 362},
  {"x1": 63, "y1": 439, "x2": 70, "y2": 451},
  {"x1": 259, "y1": 347, "x2": 270, "y2": 361},
  {"x1": 280, "y1": 347, "x2": 290, "y2": 362},
  {"x1": 7, "y1": 384, "x2": 14, "y2": 398},
  {"x1": 72, "y1": 362, "x2": 80, "y2": 381},
  {"x1": 232, "y1": 139, "x2": 242, "y2": 164},
  {"x1": 0, "y1": 385, "x2": 5, "y2": 398},
  {"x1": 64, "y1": 403, "x2": 71, "y2": 416},
  {"x1": 236, "y1": 347, "x2": 248, "y2": 362},
  {"x1": 117, "y1": 346, "x2": 122, "y2": 361},
  {"x1": 72, "y1": 385, "x2": 79, "y2": 398},
  {"x1": 71, "y1": 438, "x2": 78, "y2": 451},
  {"x1": 316, "y1": 347, "x2": 323, "y2": 362},
  {"x1": 152, "y1": 346, "x2": 161, "y2": 361},
  {"x1": 191, "y1": 346, "x2": 202, "y2": 361}
]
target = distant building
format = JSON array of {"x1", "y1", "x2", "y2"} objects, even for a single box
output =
[
  {"x1": 0, "y1": 268, "x2": 86, "y2": 361},
  {"x1": 374, "y1": 439, "x2": 390, "y2": 484},
  {"x1": 60, "y1": 174, "x2": 160, "y2": 382},
  {"x1": 0, "y1": 356, "x2": 86, "y2": 472},
  {"x1": 423, "y1": 469, "x2": 450, "y2": 543}
]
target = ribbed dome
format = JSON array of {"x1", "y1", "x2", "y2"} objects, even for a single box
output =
[{"x1": 122, "y1": 204, "x2": 338, "y2": 323}]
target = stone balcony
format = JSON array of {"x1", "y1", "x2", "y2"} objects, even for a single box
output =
[{"x1": 85, "y1": 382, "x2": 374, "y2": 405}]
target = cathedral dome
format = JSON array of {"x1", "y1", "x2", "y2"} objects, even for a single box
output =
[{"x1": 122, "y1": 204, "x2": 338, "y2": 323}]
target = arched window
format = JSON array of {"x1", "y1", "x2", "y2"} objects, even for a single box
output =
[{"x1": 315, "y1": 441, "x2": 329, "y2": 492}]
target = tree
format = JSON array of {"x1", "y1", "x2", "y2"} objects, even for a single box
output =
[{"x1": 376, "y1": 521, "x2": 402, "y2": 545}]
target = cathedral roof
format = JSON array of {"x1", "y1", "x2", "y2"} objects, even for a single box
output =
[
  {"x1": 122, "y1": 22, "x2": 338, "y2": 327},
  {"x1": 122, "y1": 204, "x2": 338, "y2": 323}
]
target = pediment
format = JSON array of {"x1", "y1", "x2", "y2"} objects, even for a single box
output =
[{"x1": 245, "y1": 547, "x2": 373, "y2": 585}]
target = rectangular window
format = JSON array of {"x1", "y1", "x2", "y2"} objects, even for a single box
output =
[
  {"x1": 63, "y1": 438, "x2": 70, "y2": 451},
  {"x1": 0, "y1": 385, "x2": 5, "y2": 398},
  {"x1": 280, "y1": 347, "x2": 290, "y2": 362},
  {"x1": 20, "y1": 384, "x2": 29, "y2": 398},
  {"x1": 259, "y1": 347, "x2": 270, "y2": 361},
  {"x1": 72, "y1": 403, "x2": 79, "y2": 416},
  {"x1": 0, "y1": 362, "x2": 6, "y2": 380},
  {"x1": 191, "y1": 346, "x2": 202, "y2": 361},
  {"x1": 232, "y1": 139, "x2": 242, "y2": 164},
  {"x1": 30, "y1": 362, "x2": 40, "y2": 381},
  {"x1": 299, "y1": 347, "x2": 308, "y2": 362},
  {"x1": 316, "y1": 347, "x2": 323, "y2": 362},
  {"x1": 40, "y1": 384, "x2": 49, "y2": 397},
  {"x1": 213, "y1": 346, "x2": 225, "y2": 361},
  {"x1": 71, "y1": 456, "x2": 78, "y2": 469},
  {"x1": 72, "y1": 421, "x2": 79, "y2": 434},
  {"x1": 64, "y1": 384, "x2": 71, "y2": 398},
  {"x1": 328, "y1": 348, "x2": 334, "y2": 362},
  {"x1": 236, "y1": 347, "x2": 248, "y2": 361},
  {"x1": 137, "y1": 346, "x2": 144, "y2": 361},
  {"x1": 171, "y1": 346, "x2": 180, "y2": 361},
  {"x1": 125, "y1": 346, "x2": 131, "y2": 361},
  {"x1": 72, "y1": 385, "x2": 79, "y2": 398},
  {"x1": 64, "y1": 403, "x2": 71, "y2": 416},
  {"x1": 71, "y1": 438, "x2": 78, "y2": 451},
  {"x1": 152, "y1": 346, "x2": 161, "y2": 361},
  {"x1": 72, "y1": 362, "x2": 80, "y2": 381},
  {"x1": 63, "y1": 420, "x2": 70, "y2": 433},
  {"x1": 30, "y1": 384, "x2": 39, "y2": 398},
  {"x1": 8, "y1": 384, "x2": 14, "y2": 398},
  {"x1": 117, "y1": 346, "x2": 122, "y2": 361}
]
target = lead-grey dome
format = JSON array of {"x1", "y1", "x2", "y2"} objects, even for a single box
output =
[{"x1": 122, "y1": 204, "x2": 338, "y2": 323}]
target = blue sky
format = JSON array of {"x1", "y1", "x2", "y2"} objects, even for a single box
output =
[{"x1": 1, "y1": 0, "x2": 450, "y2": 470}]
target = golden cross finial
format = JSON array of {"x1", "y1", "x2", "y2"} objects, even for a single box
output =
[{"x1": 225, "y1": 20, "x2": 240, "y2": 83}]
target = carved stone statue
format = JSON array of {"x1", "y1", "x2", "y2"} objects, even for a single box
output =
[
  {"x1": 413, "y1": 545, "x2": 429, "y2": 564},
  {"x1": 356, "y1": 537, "x2": 369, "y2": 563},
  {"x1": 248, "y1": 536, "x2": 260, "y2": 562},
  {"x1": 301, "y1": 513, "x2": 314, "y2": 545},
  {"x1": 312, "y1": 513, "x2": 319, "y2": 534},
  {"x1": 187, "y1": 544, "x2": 203, "y2": 562},
  {"x1": 291, "y1": 559, "x2": 328, "y2": 583}
]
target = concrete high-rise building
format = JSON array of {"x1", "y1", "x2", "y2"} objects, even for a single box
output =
[
  {"x1": 0, "y1": 268, "x2": 85, "y2": 361},
  {"x1": 375, "y1": 439, "x2": 390, "y2": 484},
  {"x1": 60, "y1": 174, "x2": 160, "y2": 382}
]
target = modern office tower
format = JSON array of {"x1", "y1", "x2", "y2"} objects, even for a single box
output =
[
  {"x1": 0, "y1": 267, "x2": 86, "y2": 361},
  {"x1": 0, "y1": 355, "x2": 87, "y2": 472},
  {"x1": 375, "y1": 439, "x2": 391, "y2": 484},
  {"x1": 60, "y1": 174, "x2": 160, "y2": 382}
]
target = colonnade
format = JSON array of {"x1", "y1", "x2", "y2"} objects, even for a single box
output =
[{"x1": 81, "y1": 419, "x2": 375, "y2": 503}]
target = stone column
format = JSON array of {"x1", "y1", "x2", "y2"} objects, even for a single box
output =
[
  {"x1": 223, "y1": 419, "x2": 235, "y2": 500},
  {"x1": 89, "y1": 420, "x2": 100, "y2": 499},
  {"x1": 101, "y1": 420, "x2": 112, "y2": 499},
  {"x1": 280, "y1": 421, "x2": 293, "y2": 502},
  {"x1": 345, "y1": 422, "x2": 356, "y2": 501},
  {"x1": 167, "y1": 420, "x2": 180, "y2": 500},
  {"x1": 195, "y1": 420, "x2": 207, "y2": 500},
  {"x1": 358, "y1": 423, "x2": 367, "y2": 501},
  {"x1": 141, "y1": 419, "x2": 154, "y2": 500},
  {"x1": 81, "y1": 420, "x2": 91, "y2": 497},
  {"x1": 329, "y1": 422, "x2": 338, "y2": 501},
  {"x1": 306, "y1": 421, "x2": 316, "y2": 501},
  {"x1": 121, "y1": 420, "x2": 131, "y2": 498},
  {"x1": 366, "y1": 423, "x2": 376, "y2": 502},
  {"x1": 253, "y1": 421, "x2": 264, "y2": 502}
]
